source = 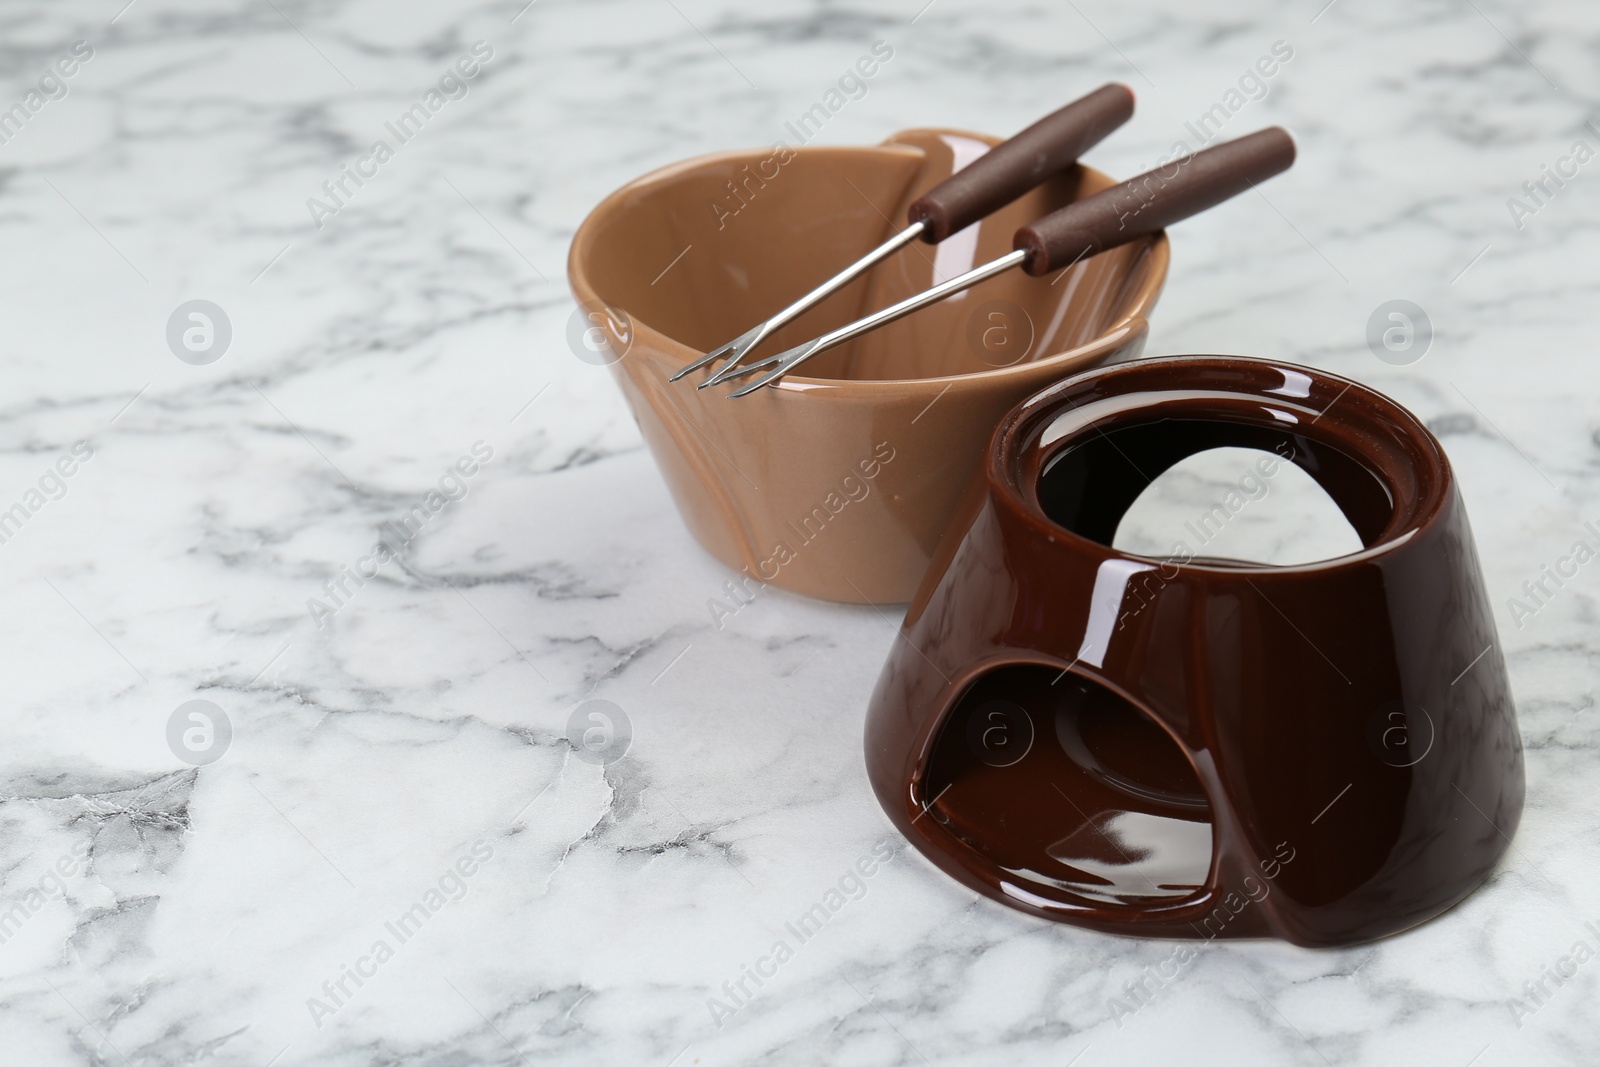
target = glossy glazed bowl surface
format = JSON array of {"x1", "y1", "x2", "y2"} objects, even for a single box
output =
[{"x1": 568, "y1": 128, "x2": 1168, "y2": 603}]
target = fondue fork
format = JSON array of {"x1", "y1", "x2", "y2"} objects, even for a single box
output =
[
  {"x1": 671, "y1": 84, "x2": 1137, "y2": 385},
  {"x1": 719, "y1": 126, "x2": 1297, "y2": 397}
]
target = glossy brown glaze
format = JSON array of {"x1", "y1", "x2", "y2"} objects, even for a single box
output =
[
  {"x1": 864, "y1": 356, "x2": 1524, "y2": 946},
  {"x1": 567, "y1": 129, "x2": 1168, "y2": 603}
]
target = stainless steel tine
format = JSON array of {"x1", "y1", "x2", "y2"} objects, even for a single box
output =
[
  {"x1": 681, "y1": 220, "x2": 926, "y2": 386},
  {"x1": 723, "y1": 251, "x2": 1028, "y2": 397},
  {"x1": 670, "y1": 84, "x2": 1136, "y2": 384}
]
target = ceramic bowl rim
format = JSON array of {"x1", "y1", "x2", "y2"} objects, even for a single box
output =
[{"x1": 566, "y1": 129, "x2": 1171, "y2": 397}]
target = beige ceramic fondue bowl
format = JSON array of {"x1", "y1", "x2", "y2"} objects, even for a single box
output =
[{"x1": 568, "y1": 127, "x2": 1169, "y2": 603}]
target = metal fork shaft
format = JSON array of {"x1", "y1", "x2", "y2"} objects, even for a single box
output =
[
  {"x1": 725, "y1": 248, "x2": 1029, "y2": 397},
  {"x1": 674, "y1": 219, "x2": 928, "y2": 383}
]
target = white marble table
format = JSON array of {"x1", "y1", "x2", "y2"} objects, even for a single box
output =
[{"x1": 2, "y1": 0, "x2": 1598, "y2": 1063}]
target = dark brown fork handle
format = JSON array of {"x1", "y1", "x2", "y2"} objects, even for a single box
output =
[
  {"x1": 1014, "y1": 126, "x2": 1297, "y2": 276},
  {"x1": 907, "y1": 84, "x2": 1135, "y2": 244}
]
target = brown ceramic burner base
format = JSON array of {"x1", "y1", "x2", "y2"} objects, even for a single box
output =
[{"x1": 864, "y1": 356, "x2": 1525, "y2": 947}]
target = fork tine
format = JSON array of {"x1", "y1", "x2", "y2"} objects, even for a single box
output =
[
  {"x1": 697, "y1": 332, "x2": 766, "y2": 387},
  {"x1": 702, "y1": 355, "x2": 767, "y2": 387},
  {"x1": 671, "y1": 321, "x2": 767, "y2": 384},
  {"x1": 723, "y1": 340, "x2": 824, "y2": 397},
  {"x1": 707, "y1": 352, "x2": 785, "y2": 386},
  {"x1": 675, "y1": 220, "x2": 933, "y2": 386},
  {"x1": 668, "y1": 338, "x2": 738, "y2": 381},
  {"x1": 725, "y1": 361, "x2": 797, "y2": 398}
]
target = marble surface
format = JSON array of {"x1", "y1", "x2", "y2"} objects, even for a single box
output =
[{"x1": 2, "y1": 0, "x2": 1599, "y2": 1063}]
